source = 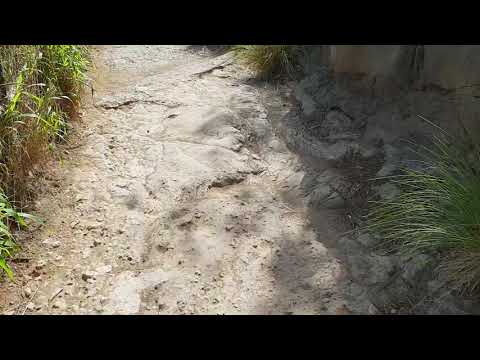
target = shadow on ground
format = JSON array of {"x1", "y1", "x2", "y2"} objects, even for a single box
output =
[{"x1": 242, "y1": 67, "x2": 480, "y2": 314}]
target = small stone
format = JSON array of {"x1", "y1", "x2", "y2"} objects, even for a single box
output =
[
  {"x1": 96, "y1": 264, "x2": 112, "y2": 274},
  {"x1": 54, "y1": 255, "x2": 63, "y2": 261},
  {"x1": 24, "y1": 287, "x2": 32, "y2": 298},
  {"x1": 194, "y1": 271, "x2": 201, "y2": 276},
  {"x1": 156, "y1": 243, "x2": 170, "y2": 253},
  {"x1": 93, "y1": 239, "x2": 102, "y2": 247},
  {"x1": 35, "y1": 260, "x2": 47, "y2": 270},
  {"x1": 81, "y1": 271, "x2": 96, "y2": 282},
  {"x1": 26, "y1": 302, "x2": 35, "y2": 311},
  {"x1": 368, "y1": 303, "x2": 379, "y2": 315},
  {"x1": 225, "y1": 225, "x2": 233, "y2": 232},
  {"x1": 35, "y1": 305, "x2": 42, "y2": 311},
  {"x1": 42, "y1": 239, "x2": 61, "y2": 248},
  {"x1": 252, "y1": 154, "x2": 260, "y2": 160},
  {"x1": 177, "y1": 214, "x2": 193, "y2": 227}
]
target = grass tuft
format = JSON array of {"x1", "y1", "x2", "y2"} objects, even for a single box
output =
[
  {"x1": 0, "y1": 45, "x2": 89, "y2": 279},
  {"x1": 366, "y1": 124, "x2": 480, "y2": 294},
  {"x1": 232, "y1": 45, "x2": 302, "y2": 79},
  {"x1": 0, "y1": 191, "x2": 41, "y2": 279}
]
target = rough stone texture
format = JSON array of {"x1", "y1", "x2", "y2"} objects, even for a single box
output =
[
  {"x1": 326, "y1": 45, "x2": 480, "y2": 92},
  {"x1": 2, "y1": 45, "x2": 479, "y2": 315},
  {"x1": 281, "y1": 45, "x2": 480, "y2": 314},
  {"x1": 307, "y1": 170, "x2": 347, "y2": 209},
  {"x1": 356, "y1": 233, "x2": 381, "y2": 249},
  {"x1": 299, "y1": 46, "x2": 331, "y2": 75},
  {"x1": 0, "y1": 46, "x2": 372, "y2": 315},
  {"x1": 302, "y1": 45, "x2": 480, "y2": 138},
  {"x1": 347, "y1": 253, "x2": 397, "y2": 286},
  {"x1": 401, "y1": 254, "x2": 435, "y2": 286},
  {"x1": 423, "y1": 45, "x2": 480, "y2": 91},
  {"x1": 330, "y1": 45, "x2": 420, "y2": 89}
]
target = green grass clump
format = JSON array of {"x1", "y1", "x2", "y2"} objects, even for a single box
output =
[
  {"x1": 0, "y1": 45, "x2": 90, "y2": 138},
  {"x1": 367, "y1": 124, "x2": 480, "y2": 293},
  {"x1": 0, "y1": 45, "x2": 89, "y2": 279},
  {"x1": 232, "y1": 45, "x2": 302, "y2": 79},
  {"x1": 0, "y1": 192, "x2": 37, "y2": 279}
]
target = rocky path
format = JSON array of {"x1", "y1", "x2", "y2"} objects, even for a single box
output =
[{"x1": 0, "y1": 45, "x2": 375, "y2": 315}]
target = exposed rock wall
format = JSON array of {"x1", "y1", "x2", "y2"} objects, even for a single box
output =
[
  {"x1": 280, "y1": 45, "x2": 480, "y2": 314},
  {"x1": 318, "y1": 45, "x2": 480, "y2": 92},
  {"x1": 297, "y1": 45, "x2": 480, "y2": 138}
]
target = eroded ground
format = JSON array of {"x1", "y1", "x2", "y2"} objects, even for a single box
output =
[
  {"x1": 3, "y1": 45, "x2": 476, "y2": 315},
  {"x1": 0, "y1": 46, "x2": 376, "y2": 314}
]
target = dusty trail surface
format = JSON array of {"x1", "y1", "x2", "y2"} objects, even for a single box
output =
[{"x1": 0, "y1": 46, "x2": 371, "y2": 314}]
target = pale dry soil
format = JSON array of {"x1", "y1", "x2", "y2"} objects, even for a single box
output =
[{"x1": 0, "y1": 46, "x2": 371, "y2": 315}]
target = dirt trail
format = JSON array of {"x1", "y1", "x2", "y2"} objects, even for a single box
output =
[{"x1": 0, "y1": 46, "x2": 372, "y2": 315}]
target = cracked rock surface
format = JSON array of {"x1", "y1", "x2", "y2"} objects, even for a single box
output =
[
  {"x1": 0, "y1": 46, "x2": 374, "y2": 315},
  {"x1": 4, "y1": 46, "x2": 476, "y2": 315}
]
